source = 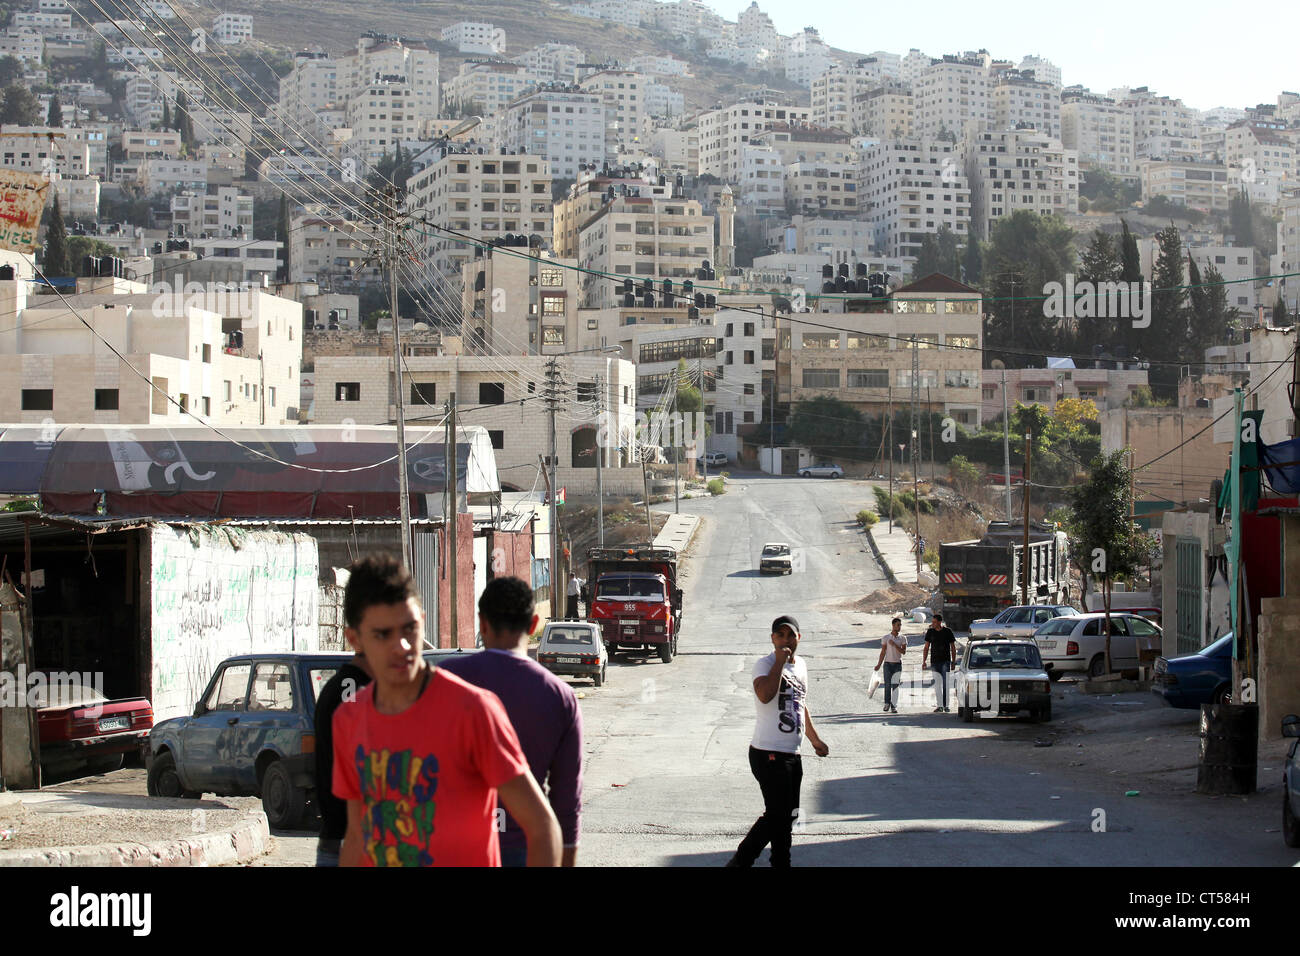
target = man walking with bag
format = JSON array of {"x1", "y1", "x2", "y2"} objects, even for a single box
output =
[
  {"x1": 873, "y1": 617, "x2": 907, "y2": 714},
  {"x1": 726, "y1": 615, "x2": 829, "y2": 867}
]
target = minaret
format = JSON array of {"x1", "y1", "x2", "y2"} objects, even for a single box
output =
[{"x1": 717, "y1": 184, "x2": 735, "y2": 277}]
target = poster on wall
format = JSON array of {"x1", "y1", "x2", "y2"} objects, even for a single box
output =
[
  {"x1": 149, "y1": 525, "x2": 319, "y2": 720},
  {"x1": 0, "y1": 169, "x2": 51, "y2": 255}
]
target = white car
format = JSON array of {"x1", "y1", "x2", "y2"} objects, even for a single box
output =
[
  {"x1": 798, "y1": 463, "x2": 844, "y2": 479},
  {"x1": 699, "y1": 451, "x2": 729, "y2": 467},
  {"x1": 759, "y1": 542, "x2": 793, "y2": 574},
  {"x1": 1032, "y1": 612, "x2": 1163, "y2": 679},
  {"x1": 957, "y1": 639, "x2": 1054, "y2": 722},
  {"x1": 969, "y1": 605, "x2": 1078, "y2": 639},
  {"x1": 536, "y1": 621, "x2": 609, "y2": 687}
]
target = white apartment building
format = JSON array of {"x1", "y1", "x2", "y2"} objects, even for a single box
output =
[
  {"x1": 553, "y1": 168, "x2": 676, "y2": 258},
  {"x1": 1139, "y1": 160, "x2": 1230, "y2": 214},
  {"x1": 628, "y1": 54, "x2": 689, "y2": 77},
  {"x1": 460, "y1": 247, "x2": 582, "y2": 356},
  {"x1": 189, "y1": 238, "x2": 284, "y2": 285},
  {"x1": 1062, "y1": 88, "x2": 1136, "y2": 180},
  {"x1": 440, "y1": 22, "x2": 506, "y2": 56},
  {"x1": 0, "y1": 28, "x2": 43, "y2": 62},
  {"x1": 749, "y1": 123, "x2": 856, "y2": 166},
  {"x1": 51, "y1": 177, "x2": 98, "y2": 219},
  {"x1": 137, "y1": 1, "x2": 175, "y2": 19},
  {"x1": 259, "y1": 152, "x2": 336, "y2": 186},
  {"x1": 123, "y1": 70, "x2": 205, "y2": 128},
  {"x1": 274, "y1": 52, "x2": 343, "y2": 144},
  {"x1": 695, "y1": 99, "x2": 813, "y2": 181},
  {"x1": 736, "y1": 1, "x2": 780, "y2": 52},
  {"x1": 784, "y1": 161, "x2": 859, "y2": 216},
  {"x1": 750, "y1": 253, "x2": 908, "y2": 293},
  {"x1": 212, "y1": 13, "x2": 252, "y2": 45},
  {"x1": 764, "y1": 217, "x2": 879, "y2": 259},
  {"x1": 139, "y1": 159, "x2": 208, "y2": 195},
  {"x1": 859, "y1": 139, "x2": 971, "y2": 259},
  {"x1": 0, "y1": 129, "x2": 90, "y2": 178},
  {"x1": 1202, "y1": 106, "x2": 1248, "y2": 128},
  {"x1": 915, "y1": 55, "x2": 989, "y2": 141},
  {"x1": 513, "y1": 43, "x2": 584, "y2": 82},
  {"x1": 738, "y1": 145, "x2": 785, "y2": 215},
  {"x1": 1137, "y1": 239, "x2": 1258, "y2": 310},
  {"x1": 345, "y1": 74, "x2": 421, "y2": 170},
  {"x1": 852, "y1": 82, "x2": 915, "y2": 139},
  {"x1": 499, "y1": 86, "x2": 605, "y2": 181},
  {"x1": 1271, "y1": 195, "x2": 1300, "y2": 311},
  {"x1": 648, "y1": 128, "x2": 699, "y2": 175},
  {"x1": 899, "y1": 48, "x2": 930, "y2": 86},
  {"x1": 643, "y1": 82, "x2": 685, "y2": 122},
  {"x1": 349, "y1": 37, "x2": 439, "y2": 124},
  {"x1": 1222, "y1": 121, "x2": 1296, "y2": 183},
  {"x1": 443, "y1": 61, "x2": 539, "y2": 118},
  {"x1": 811, "y1": 58, "x2": 892, "y2": 132},
  {"x1": 12, "y1": 11, "x2": 71, "y2": 33},
  {"x1": 170, "y1": 187, "x2": 254, "y2": 239},
  {"x1": 1120, "y1": 88, "x2": 1201, "y2": 161},
  {"x1": 781, "y1": 28, "x2": 834, "y2": 88},
  {"x1": 577, "y1": 194, "x2": 715, "y2": 308},
  {"x1": 1018, "y1": 55, "x2": 1061, "y2": 88},
  {"x1": 991, "y1": 69, "x2": 1061, "y2": 139},
  {"x1": 289, "y1": 209, "x2": 381, "y2": 288},
  {"x1": 964, "y1": 128, "x2": 1078, "y2": 238},
  {"x1": 578, "y1": 69, "x2": 649, "y2": 159},
  {"x1": 653, "y1": 0, "x2": 727, "y2": 40},
  {"x1": 406, "y1": 147, "x2": 553, "y2": 277},
  {"x1": 569, "y1": 0, "x2": 656, "y2": 28}
]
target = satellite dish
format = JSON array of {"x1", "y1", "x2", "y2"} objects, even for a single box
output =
[{"x1": 991, "y1": 359, "x2": 1006, "y2": 370}]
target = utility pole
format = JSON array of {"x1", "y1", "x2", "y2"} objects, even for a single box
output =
[
  {"x1": 699, "y1": 354, "x2": 708, "y2": 484},
  {"x1": 544, "y1": 357, "x2": 563, "y2": 620},
  {"x1": 927, "y1": 385, "x2": 935, "y2": 483},
  {"x1": 1022, "y1": 429, "x2": 1032, "y2": 606},
  {"x1": 446, "y1": 392, "x2": 458, "y2": 648},
  {"x1": 384, "y1": 184, "x2": 412, "y2": 571},
  {"x1": 1001, "y1": 368, "x2": 1012, "y2": 522},
  {"x1": 596, "y1": 373, "x2": 604, "y2": 546},
  {"x1": 672, "y1": 370, "x2": 679, "y2": 514},
  {"x1": 887, "y1": 386, "x2": 894, "y2": 534},
  {"x1": 910, "y1": 334, "x2": 921, "y2": 576},
  {"x1": 641, "y1": 455, "x2": 653, "y2": 541}
]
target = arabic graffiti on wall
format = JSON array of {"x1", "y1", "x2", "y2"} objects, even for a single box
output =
[{"x1": 150, "y1": 525, "x2": 319, "y2": 721}]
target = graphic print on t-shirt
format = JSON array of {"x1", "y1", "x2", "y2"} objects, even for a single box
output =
[
  {"x1": 777, "y1": 671, "x2": 806, "y2": 734},
  {"x1": 354, "y1": 746, "x2": 440, "y2": 867}
]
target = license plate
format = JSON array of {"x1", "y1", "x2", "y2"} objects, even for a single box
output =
[
  {"x1": 98, "y1": 715, "x2": 130, "y2": 732},
  {"x1": 1038, "y1": 641, "x2": 1055, "y2": 649},
  {"x1": 622, "y1": 626, "x2": 638, "y2": 634},
  {"x1": 999, "y1": 693, "x2": 1019, "y2": 704},
  {"x1": 557, "y1": 656, "x2": 581, "y2": 664}
]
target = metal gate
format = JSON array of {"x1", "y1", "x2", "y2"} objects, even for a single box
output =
[
  {"x1": 412, "y1": 531, "x2": 439, "y2": 646},
  {"x1": 1175, "y1": 537, "x2": 1201, "y2": 655}
]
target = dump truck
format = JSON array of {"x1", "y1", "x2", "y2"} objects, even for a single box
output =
[
  {"x1": 587, "y1": 545, "x2": 682, "y2": 663},
  {"x1": 938, "y1": 521, "x2": 1070, "y2": 631}
]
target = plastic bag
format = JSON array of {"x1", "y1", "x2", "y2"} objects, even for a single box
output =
[{"x1": 867, "y1": 668, "x2": 882, "y2": 699}]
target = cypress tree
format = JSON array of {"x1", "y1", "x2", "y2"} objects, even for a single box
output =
[{"x1": 43, "y1": 195, "x2": 69, "y2": 278}]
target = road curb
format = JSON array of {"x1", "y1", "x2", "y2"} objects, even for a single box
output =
[
  {"x1": 0, "y1": 810, "x2": 271, "y2": 867},
  {"x1": 866, "y1": 526, "x2": 898, "y2": 586}
]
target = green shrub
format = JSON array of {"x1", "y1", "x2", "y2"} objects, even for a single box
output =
[
  {"x1": 857, "y1": 509, "x2": 878, "y2": 528},
  {"x1": 707, "y1": 478, "x2": 726, "y2": 496}
]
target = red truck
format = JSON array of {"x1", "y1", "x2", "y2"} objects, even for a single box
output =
[{"x1": 587, "y1": 546, "x2": 682, "y2": 663}]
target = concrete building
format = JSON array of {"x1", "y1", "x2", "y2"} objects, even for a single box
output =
[
  {"x1": 440, "y1": 22, "x2": 506, "y2": 56},
  {"x1": 694, "y1": 99, "x2": 813, "y2": 181},
  {"x1": 578, "y1": 69, "x2": 649, "y2": 159},
  {"x1": 859, "y1": 139, "x2": 971, "y2": 259},
  {"x1": 1119, "y1": 88, "x2": 1201, "y2": 162},
  {"x1": 979, "y1": 363, "x2": 1149, "y2": 423},
  {"x1": 344, "y1": 74, "x2": 422, "y2": 171},
  {"x1": 628, "y1": 54, "x2": 690, "y2": 77},
  {"x1": 991, "y1": 69, "x2": 1061, "y2": 139},
  {"x1": 784, "y1": 161, "x2": 859, "y2": 216},
  {"x1": 748, "y1": 252, "x2": 910, "y2": 294},
  {"x1": 1222, "y1": 121, "x2": 1296, "y2": 185},
  {"x1": 782, "y1": 272, "x2": 984, "y2": 426},
  {"x1": 406, "y1": 145, "x2": 553, "y2": 278},
  {"x1": 514, "y1": 43, "x2": 585, "y2": 82},
  {"x1": 964, "y1": 128, "x2": 1078, "y2": 239},
  {"x1": 289, "y1": 208, "x2": 381, "y2": 290},
  {"x1": 139, "y1": 159, "x2": 209, "y2": 195},
  {"x1": 460, "y1": 247, "x2": 582, "y2": 356},
  {"x1": 749, "y1": 122, "x2": 856, "y2": 166},
  {"x1": 552, "y1": 165, "x2": 677, "y2": 258},
  {"x1": 643, "y1": 82, "x2": 685, "y2": 122},
  {"x1": 53, "y1": 177, "x2": 100, "y2": 220},
  {"x1": 648, "y1": 128, "x2": 699, "y2": 175},
  {"x1": 0, "y1": 129, "x2": 89, "y2": 178},
  {"x1": 443, "y1": 61, "x2": 540, "y2": 119},
  {"x1": 781, "y1": 28, "x2": 833, "y2": 87},
  {"x1": 0, "y1": 28, "x2": 44, "y2": 63},
  {"x1": 852, "y1": 81, "x2": 915, "y2": 139},
  {"x1": 1139, "y1": 159, "x2": 1230, "y2": 214},
  {"x1": 1208, "y1": 326, "x2": 1297, "y2": 446},
  {"x1": 1018, "y1": 55, "x2": 1061, "y2": 88},
  {"x1": 915, "y1": 54, "x2": 989, "y2": 141},
  {"x1": 1062, "y1": 88, "x2": 1137, "y2": 181},
  {"x1": 1102, "y1": 404, "x2": 1225, "y2": 506},
  {"x1": 499, "y1": 86, "x2": 605, "y2": 182},
  {"x1": 1136, "y1": 238, "x2": 1258, "y2": 311},
  {"x1": 738, "y1": 145, "x2": 785, "y2": 215},
  {"x1": 811, "y1": 59, "x2": 892, "y2": 132},
  {"x1": 169, "y1": 187, "x2": 254, "y2": 239},
  {"x1": 188, "y1": 238, "x2": 284, "y2": 285},
  {"x1": 212, "y1": 13, "x2": 252, "y2": 45}
]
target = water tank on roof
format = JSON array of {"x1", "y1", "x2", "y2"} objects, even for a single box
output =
[{"x1": 856, "y1": 262, "x2": 867, "y2": 277}]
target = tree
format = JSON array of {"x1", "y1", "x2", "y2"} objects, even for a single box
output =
[
  {"x1": 1186, "y1": 259, "x2": 1238, "y2": 355},
  {"x1": 672, "y1": 359, "x2": 705, "y2": 455},
  {"x1": 1118, "y1": 220, "x2": 1142, "y2": 284},
  {"x1": 789, "y1": 396, "x2": 865, "y2": 460},
  {"x1": 1275, "y1": 293, "x2": 1291, "y2": 328},
  {"x1": 67, "y1": 235, "x2": 117, "y2": 264},
  {"x1": 912, "y1": 226, "x2": 960, "y2": 279},
  {"x1": 174, "y1": 90, "x2": 195, "y2": 152},
  {"x1": 961, "y1": 237, "x2": 982, "y2": 285},
  {"x1": 1053, "y1": 396, "x2": 1099, "y2": 430},
  {"x1": 0, "y1": 56, "x2": 22, "y2": 88},
  {"x1": 0, "y1": 84, "x2": 39, "y2": 125},
  {"x1": 1066, "y1": 450, "x2": 1148, "y2": 674},
  {"x1": 46, "y1": 94, "x2": 62, "y2": 128},
  {"x1": 1074, "y1": 229, "x2": 1121, "y2": 351},
  {"x1": 1229, "y1": 193, "x2": 1254, "y2": 248},
  {"x1": 161, "y1": 97, "x2": 171, "y2": 131},
  {"x1": 981, "y1": 210, "x2": 1077, "y2": 362},
  {"x1": 43, "y1": 195, "x2": 69, "y2": 278},
  {"x1": 1145, "y1": 223, "x2": 1186, "y2": 395}
]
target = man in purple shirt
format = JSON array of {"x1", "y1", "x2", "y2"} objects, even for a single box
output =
[{"x1": 440, "y1": 576, "x2": 584, "y2": 867}]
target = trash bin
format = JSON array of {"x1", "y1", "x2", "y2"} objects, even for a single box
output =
[{"x1": 1196, "y1": 702, "x2": 1258, "y2": 795}]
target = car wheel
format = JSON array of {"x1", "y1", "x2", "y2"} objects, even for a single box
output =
[
  {"x1": 799, "y1": 470, "x2": 809, "y2": 478},
  {"x1": 1087, "y1": 654, "x2": 1107, "y2": 679},
  {"x1": 1038, "y1": 701, "x2": 1053, "y2": 722},
  {"x1": 1284, "y1": 789, "x2": 1300, "y2": 848},
  {"x1": 832, "y1": 472, "x2": 841, "y2": 479},
  {"x1": 1212, "y1": 682, "x2": 1232, "y2": 707},
  {"x1": 658, "y1": 642, "x2": 673, "y2": 664},
  {"x1": 261, "y1": 760, "x2": 306, "y2": 830},
  {"x1": 146, "y1": 750, "x2": 200, "y2": 799},
  {"x1": 593, "y1": 666, "x2": 604, "y2": 688}
]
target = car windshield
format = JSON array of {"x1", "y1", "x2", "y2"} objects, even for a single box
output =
[
  {"x1": 968, "y1": 644, "x2": 1043, "y2": 669},
  {"x1": 1036, "y1": 618, "x2": 1077, "y2": 636},
  {"x1": 1201, "y1": 633, "x2": 1234, "y2": 657},
  {"x1": 763, "y1": 545, "x2": 790, "y2": 556},
  {"x1": 29, "y1": 678, "x2": 109, "y2": 709},
  {"x1": 597, "y1": 578, "x2": 664, "y2": 601},
  {"x1": 545, "y1": 627, "x2": 596, "y2": 646}
]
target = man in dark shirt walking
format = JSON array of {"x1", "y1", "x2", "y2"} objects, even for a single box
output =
[
  {"x1": 922, "y1": 613, "x2": 958, "y2": 713},
  {"x1": 313, "y1": 650, "x2": 372, "y2": 866},
  {"x1": 440, "y1": 576, "x2": 584, "y2": 866}
]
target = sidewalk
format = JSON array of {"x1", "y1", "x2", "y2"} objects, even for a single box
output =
[
  {"x1": 653, "y1": 512, "x2": 701, "y2": 554},
  {"x1": 0, "y1": 787, "x2": 270, "y2": 866},
  {"x1": 868, "y1": 523, "x2": 934, "y2": 586}
]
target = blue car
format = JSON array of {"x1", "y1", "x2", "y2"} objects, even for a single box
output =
[
  {"x1": 1151, "y1": 633, "x2": 1233, "y2": 709},
  {"x1": 1284, "y1": 715, "x2": 1300, "y2": 848}
]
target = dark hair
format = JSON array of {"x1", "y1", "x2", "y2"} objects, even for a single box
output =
[
  {"x1": 891, "y1": 617, "x2": 901, "y2": 625},
  {"x1": 344, "y1": 554, "x2": 420, "y2": 630},
  {"x1": 479, "y1": 576, "x2": 535, "y2": 635},
  {"x1": 932, "y1": 613, "x2": 943, "y2": 622}
]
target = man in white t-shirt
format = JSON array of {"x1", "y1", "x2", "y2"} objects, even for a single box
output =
[
  {"x1": 873, "y1": 617, "x2": 908, "y2": 714},
  {"x1": 725, "y1": 614, "x2": 829, "y2": 867}
]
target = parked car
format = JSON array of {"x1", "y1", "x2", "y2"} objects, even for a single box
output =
[
  {"x1": 984, "y1": 469, "x2": 1024, "y2": 485},
  {"x1": 1122, "y1": 606, "x2": 1163, "y2": 628},
  {"x1": 1283, "y1": 714, "x2": 1300, "y2": 848},
  {"x1": 957, "y1": 638, "x2": 1053, "y2": 722},
  {"x1": 536, "y1": 621, "x2": 608, "y2": 686},
  {"x1": 1152, "y1": 633, "x2": 1233, "y2": 708},
  {"x1": 759, "y1": 542, "x2": 793, "y2": 574},
  {"x1": 1032, "y1": 612, "x2": 1163, "y2": 679},
  {"x1": 698, "y1": 451, "x2": 729, "y2": 467},
  {"x1": 968, "y1": 604, "x2": 1078, "y2": 639},
  {"x1": 146, "y1": 649, "x2": 473, "y2": 828},
  {"x1": 798, "y1": 463, "x2": 844, "y2": 479},
  {"x1": 34, "y1": 678, "x2": 153, "y2": 776}
]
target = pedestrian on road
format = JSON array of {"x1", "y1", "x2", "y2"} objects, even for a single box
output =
[
  {"x1": 566, "y1": 571, "x2": 586, "y2": 620},
  {"x1": 332, "y1": 555, "x2": 562, "y2": 867},
  {"x1": 313, "y1": 647, "x2": 372, "y2": 867},
  {"x1": 726, "y1": 615, "x2": 829, "y2": 868},
  {"x1": 873, "y1": 617, "x2": 907, "y2": 714},
  {"x1": 922, "y1": 612, "x2": 958, "y2": 713},
  {"x1": 440, "y1": 576, "x2": 584, "y2": 867}
]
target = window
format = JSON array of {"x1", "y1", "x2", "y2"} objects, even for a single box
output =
[
  {"x1": 803, "y1": 333, "x2": 840, "y2": 349},
  {"x1": 205, "y1": 663, "x2": 251, "y2": 711},
  {"x1": 1023, "y1": 387, "x2": 1050, "y2": 402},
  {"x1": 21, "y1": 389, "x2": 52, "y2": 411},
  {"x1": 336, "y1": 382, "x2": 361, "y2": 402},
  {"x1": 847, "y1": 369, "x2": 888, "y2": 388},
  {"x1": 94, "y1": 388, "x2": 119, "y2": 410},
  {"x1": 896, "y1": 299, "x2": 937, "y2": 313},
  {"x1": 743, "y1": 383, "x2": 755, "y2": 395},
  {"x1": 152, "y1": 377, "x2": 169, "y2": 415},
  {"x1": 846, "y1": 334, "x2": 888, "y2": 349},
  {"x1": 744, "y1": 322, "x2": 755, "y2": 336},
  {"x1": 488, "y1": 429, "x2": 505, "y2": 450},
  {"x1": 743, "y1": 411, "x2": 754, "y2": 423},
  {"x1": 541, "y1": 295, "x2": 565, "y2": 315},
  {"x1": 910, "y1": 334, "x2": 939, "y2": 349},
  {"x1": 249, "y1": 663, "x2": 295, "y2": 712},
  {"x1": 946, "y1": 334, "x2": 977, "y2": 350},
  {"x1": 944, "y1": 370, "x2": 979, "y2": 388},
  {"x1": 802, "y1": 369, "x2": 840, "y2": 388},
  {"x1": 743, "y1": 350, "x2": 755, "y2": 364},
  {"x1": 410, "y1": 382, "x2": 437, "y2": 405},
  {"x1": 945, "y1": 298, "x2": 980, "y2": 313},
  {"x1": 542, "y1": 326, "x2": 565, "y2": 346},
  {"x1": 539, "y1": 269, "x2": 564, "y2": 286},
  {"x1": 897, "y1": 370, "x2": 938, "y2": 388},
  {"x1": 202, "y1": 396, "x2": 212, "y2": 415},
  {"x1": 479, "y1": 382, "x2": 506, "y2": 405},
  {"x1": 202, "y1": 343, "x2": 212, "y2": 363},
  {"x1": 268, "y1": 388, "x2": 275, "y2": 408}
]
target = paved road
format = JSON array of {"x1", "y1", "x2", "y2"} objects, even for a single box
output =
[{"x1": 574, "y1": 473, "x2": 1297, "y2": 867}]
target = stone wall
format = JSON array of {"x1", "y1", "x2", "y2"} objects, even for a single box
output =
[{"x1": 1257, "y1": 595, "x2": 1300, "y2": 743}]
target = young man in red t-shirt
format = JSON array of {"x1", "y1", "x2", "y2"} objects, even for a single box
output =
[{"x1": 333, "y1": 555, "x2": 561, "y2": 867}]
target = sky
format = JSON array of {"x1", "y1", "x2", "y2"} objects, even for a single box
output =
[{"x1": 699, "y1": 0, "x2": 1300, "y2": 112}]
